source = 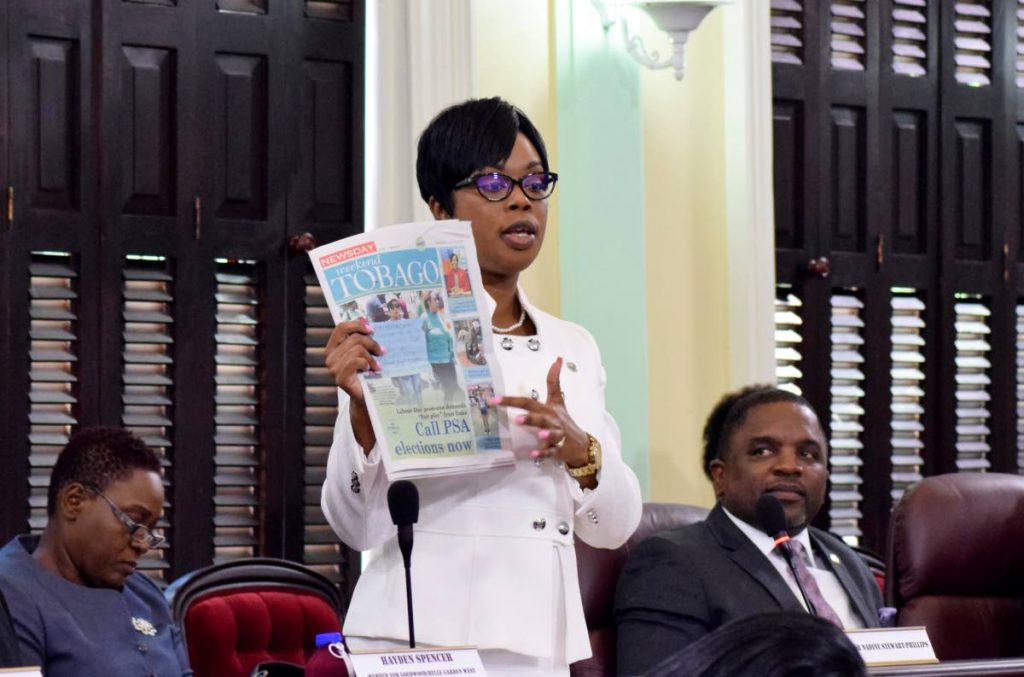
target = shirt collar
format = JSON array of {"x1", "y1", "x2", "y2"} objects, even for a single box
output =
[{"x1": 722, "y1": 504, "x2": 813, "y2": 559}]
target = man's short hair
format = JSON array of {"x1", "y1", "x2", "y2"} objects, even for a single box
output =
[
  {"x1": 701, "y1": 385, "x2": 815, "y2": 479},
  {"x1": 47, "y1": 426, "x2": 162, "y2": 516},
  {"x1": 416, "y1": 97, "x2": 550, "y2": 216},
  {"x1": 646, "y1": 611, "x2": 867, "y2": 677}
]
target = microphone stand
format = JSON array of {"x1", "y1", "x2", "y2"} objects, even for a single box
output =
[
  {"x1": 775, "y1": 537, "x2": 818, "y2": 617},
  {"x1": 404, "y1": 557, "x2": 415, "y2": 648}
]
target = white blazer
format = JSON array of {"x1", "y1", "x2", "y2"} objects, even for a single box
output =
[{"x1": 321, "y1": 290, "x2": 642, "y2": 664}]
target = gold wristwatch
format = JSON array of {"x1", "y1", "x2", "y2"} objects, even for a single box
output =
[{"x1": 567, "y1": 434, "x2": 602, "y2": 478}]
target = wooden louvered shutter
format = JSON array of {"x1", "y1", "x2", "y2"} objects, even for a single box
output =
[
  {"x1": 0, "y1": 0, "x2": 364, "y2": 602},
  {"x1": 212, "y1": 261, "x2": 264, "y2": 565},
  {"x1": 0, "y1": 0, "x2": 100, "y2": 541},
  {"x1": 771, "y1": 0, "x2": 805, "y2": 66},
  {"x1": 119, "y1": 256, "x2": 175, "y2": 580},
  {"x1": 773, "y1": 0, "x2": 1024, "y2": 553},
  {"x1": 27, "y1": 254, "x2": 81, "y2": 533},
  {"x1": 301, "y1": 272, "x2": 354, "y2": 584}
]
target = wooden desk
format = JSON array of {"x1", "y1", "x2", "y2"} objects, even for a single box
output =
[{"x1": 870, "y1": 658, "x2": 1024, "y2": 676}]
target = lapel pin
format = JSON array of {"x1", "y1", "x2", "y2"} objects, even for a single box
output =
[{"x1": 829, "y1": 552, "x2": 841, "y2": 565}]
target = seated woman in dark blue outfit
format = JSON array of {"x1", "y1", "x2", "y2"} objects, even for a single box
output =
[
  {"x1": 0, "y1": 588, "x2": 21, "y2": 667},
  {"x1": 0, "y1": 427, "x2": 192, "y2": 677}
]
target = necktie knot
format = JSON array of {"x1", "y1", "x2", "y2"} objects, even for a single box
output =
[{"x1": 788, "y1": 538, "x2": 812, "y2": 566}]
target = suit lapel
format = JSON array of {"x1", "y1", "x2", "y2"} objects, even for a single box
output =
[
  {"x1": 707, "y1": 505, "x2": 804, "y2": 613},
  {"x1": 811, "y1": 530, "x2": 876, "y2": 627}
]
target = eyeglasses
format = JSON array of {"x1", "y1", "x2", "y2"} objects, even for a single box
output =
[
  {"x1": 453, "y1": 172, "x2": 558, "y2": 202},
  {"x1": 86, "y1": 484, "x2": 165, "y2": 549}
]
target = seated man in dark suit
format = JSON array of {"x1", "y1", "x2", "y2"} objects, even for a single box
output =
[{"x1": 615, "y1": 385, "x2": 883, "y2": 676}]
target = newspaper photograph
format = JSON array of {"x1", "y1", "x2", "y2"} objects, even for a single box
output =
[{"x1": 309, "y1": 220, "x2": 513, "y2": 480}]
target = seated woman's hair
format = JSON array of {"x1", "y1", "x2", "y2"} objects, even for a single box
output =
[
  {"x1": 46, "y1": 426, "x2": 161, "y2": 516},
  {"x1": 416, "y1": 97, "x2": 549, "y2": 215},
  {"x1": 643, "y1": 612, "x2": 867, "y2": 677},
  {"x1": 701, "y1": 385, "x2": 814, "y2": 479}
]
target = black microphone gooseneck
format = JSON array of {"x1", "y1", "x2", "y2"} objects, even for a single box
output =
[
  {"x1": 754, "y1": 494, "x2": 818, "y2": 617},
  {"x1": 387, "y1": 480, "x2": 420, "y2": 648}
]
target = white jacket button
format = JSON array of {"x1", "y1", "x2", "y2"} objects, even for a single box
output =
[{"x1": 557, "y1": 522, "x2": 570, "y2": 535}]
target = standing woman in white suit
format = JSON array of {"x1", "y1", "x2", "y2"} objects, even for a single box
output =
[{"x1": 321, "y1": 97, "x2": 643, "y2": 676}]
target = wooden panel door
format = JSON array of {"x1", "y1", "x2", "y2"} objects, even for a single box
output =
[
  {"x1": 0, "y1": 0, "x2": 364, "y2": 596},
  {"x1": 771, "y1": 0, "x2": 1024, "y2": 553},
  {"x1": 1, "y1": 0, "x2": 99, "y2": 540}
]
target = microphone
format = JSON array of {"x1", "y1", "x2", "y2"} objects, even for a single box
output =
[
  {"x1": 754, "y1": 494, "x2": 818, "y2": 617},
  {"x1": 387, "y1": 480, "x2": 419, "y2": 648}
]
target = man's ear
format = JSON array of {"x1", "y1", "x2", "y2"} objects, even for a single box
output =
[
  {"x1": 427, "y1": 197, "x2": 451, "y2": 221},
  {"x1": 59, "y1": 482, "x2": 90, "y2": 520},
  {"x1": 709, "y1": 459, "x2": 727, "y2": 499}
]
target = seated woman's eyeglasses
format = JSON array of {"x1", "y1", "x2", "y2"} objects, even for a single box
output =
[
  {"x1": 453, "y1": 171, "x2": 558, "y2": 202},
  {"x1": 85, "y1": 484, "x2": 166, "y2": 549}
]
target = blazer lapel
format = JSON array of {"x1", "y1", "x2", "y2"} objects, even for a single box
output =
[
  {"x1": 707, "y1": 505, "x2": 804, "y2": 613},
  {"x1": 811, "y1": 531, "x2": 876, "y2": 627}
]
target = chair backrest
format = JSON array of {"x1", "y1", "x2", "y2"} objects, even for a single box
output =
[
  {"x1": 887, "y1": 472, "x2": 1024, "y2": 660},
  {"x1": 570, "y1": 501, "x2": 710, "y2": 677},
  {"x1": 165, "y1": 557, "x2": 344, "y2": 677}
]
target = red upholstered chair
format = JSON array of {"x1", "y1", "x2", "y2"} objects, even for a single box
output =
[
  {"x1": 570, "y1": 501, "x2": 711, "y2": 677},
  {"x1": 887, "y1": 472, "x2": 1024, "y2": 660},
  {"x1": 165, "y1": 558, "x2": 344, "y2": 677}
]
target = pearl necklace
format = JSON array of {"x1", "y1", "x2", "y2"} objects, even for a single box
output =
[{"x1": 492, "y1": 308, "x2": 527, "y2": 334}]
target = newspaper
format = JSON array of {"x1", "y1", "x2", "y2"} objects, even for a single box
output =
[{"x1": 309, "y1": 220, "x2": 513, "y2": 479}]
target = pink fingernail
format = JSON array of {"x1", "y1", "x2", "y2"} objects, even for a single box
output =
[
  {"x1": 489, "y1": 396, "x2": 502, "y2": 405},
  {"x1": 380, "y1": 347, "x2": 387, "y2": 354},
  {"x1": 538, "y1": 430, "x2": 550, "y2": 440},
  {"x1": 530, "y1": 450, "x2": 540, "y2": 459},
  {"x1": 514, "y1": 414, "x2": 527, "y2": 425}
]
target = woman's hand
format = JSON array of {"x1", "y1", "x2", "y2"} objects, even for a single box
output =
[
  {"x1": 325, "y1": 318, "x2": 383, "y2": 402},
  {"x1": 325, "y1": 318, "x2": 382, "y2": 454},
  {"x1": 490, "y1": 357, "x2": 596, "y2": 487}
]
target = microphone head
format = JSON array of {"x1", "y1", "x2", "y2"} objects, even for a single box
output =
[
  {"x1": 387, "y1": 480, "x2": 419, "y2": 526},
  {"x1": 754, "y1": 494, "x2": 788, "y2": 538}
]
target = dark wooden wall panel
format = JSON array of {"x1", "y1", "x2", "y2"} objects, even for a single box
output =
[
  {"x1": 299, "y1": 59, "x2": 352, "y2": 227},
  {"x1": 830, "y1": 106, "x2": 866, "y2": 253},
  {"x1": 213, "y1": 54, "x2": 268, "y2": 221},
  {"x1": 892, "y1": 110, "x2": 926, "y2": 254},
  {"x1": 953, "y1": 119, "x2": 992, "y2": 260},
  {"x1": 30, "y1": 38, "x2": 79, "y2": 211},
  {"x1": 119, "y1": 46, "x2": 177, "y2": 216},
  {"x1": 773, "y1": 100, "x2": 803, "y2": 250}
]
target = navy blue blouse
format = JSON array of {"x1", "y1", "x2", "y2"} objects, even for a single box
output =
[{"x1": 0, "y1": 536, "x2": 192, "y2": 677}]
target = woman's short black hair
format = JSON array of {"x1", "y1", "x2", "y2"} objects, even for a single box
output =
[
  {"x1": 645, "y1": 612, "x2": 867, "y2": 677},
  {"x1": 47, "y1": 426, "x2": 162, "y2": 516},
  {"x1": 416, "y1": 97, "x2": 549, "y2": 216},
  {"x1": 701, "y1": 384, "x2": 815, "y2": 479}
]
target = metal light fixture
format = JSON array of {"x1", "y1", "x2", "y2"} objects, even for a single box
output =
[{"x1": 593, "y1": 0, "x2": 732, "y2": 81}]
